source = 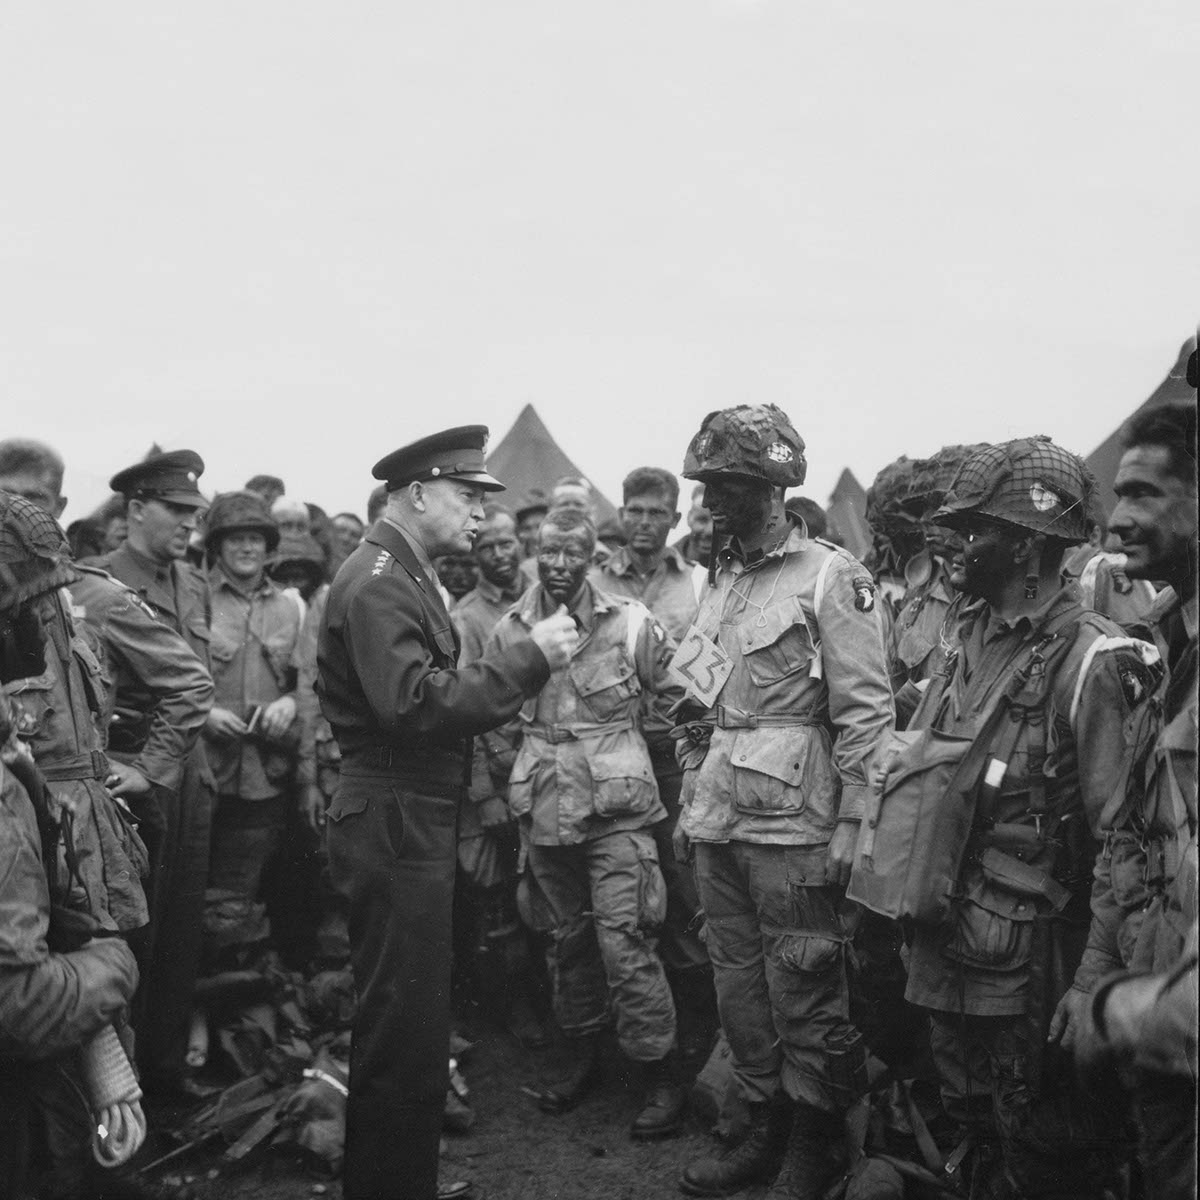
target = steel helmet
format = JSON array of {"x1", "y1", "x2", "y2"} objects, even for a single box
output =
[
  {"x1": 682, "y1": 404, "x2": 807, "y2": 488},
  {"x1": 933, "y1": 436, "x2": 1096, "y2": 543}
]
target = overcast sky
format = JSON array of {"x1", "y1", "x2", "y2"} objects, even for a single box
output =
[{"x1": 2, "y1": 2, "x2": 1196, "y2": 523}]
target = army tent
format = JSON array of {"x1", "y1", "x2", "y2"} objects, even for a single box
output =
[
  {"x1": 1086, "y1": 335, "x2": 1197, "y2": 518},
  {"x1": 825, "y1": 467, "x2": 872, "y2": 562},
  {"x1": 487, "y1": 403, "x2": 619, "y2": 525}
]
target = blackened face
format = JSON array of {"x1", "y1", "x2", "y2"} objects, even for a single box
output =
[
  {"x1": 701, "y1": 477, "x2": 772, "y2": 543},
  {"x1": 436, "y1": 553, "x2": 479, "y2": 599},
  {"x1": 922, "y1": 517, "x2": 957, "y2": 561},
  {"x1": 537, "y1": 527, "x2": 592, "y2": 605},
  {"x1": 948, "y1": 519, "x2": 1019, "y2": 598},
  {"x1": 473, "y1": 514, "x2": 521, "y2": 589}
]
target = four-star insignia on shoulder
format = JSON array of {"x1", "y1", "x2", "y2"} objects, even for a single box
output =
[{"x1": 371, "y1": 550, "x2": 393, "y2": 577}]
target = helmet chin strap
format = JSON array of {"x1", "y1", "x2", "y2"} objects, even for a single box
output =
[{"x1": 1023, "y1": 537, "x2": 1044, "y2": 601}]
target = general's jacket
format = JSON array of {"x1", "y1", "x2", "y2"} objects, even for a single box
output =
[{"x1": 317, "y1": 519, "x2": 550, "y2": 795}]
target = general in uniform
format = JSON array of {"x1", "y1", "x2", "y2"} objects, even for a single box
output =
[{"x1": 317, "y1": 426, "x2": 576, "y2": 1200}]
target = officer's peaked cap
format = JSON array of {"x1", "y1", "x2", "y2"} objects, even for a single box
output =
[
  {"x1": 373, "y1": 425, "x2": 504, "y2": 493},
  {"x1": 110, "y1": 450, "x2": 207, "y2": 509},
  {"x1": 682, "y1": 405, "x2": 807, "y2": 488}
]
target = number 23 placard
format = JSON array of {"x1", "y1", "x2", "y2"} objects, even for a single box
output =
[{"x1": 668, "y1": 625, "x2": 733, "y2": 707}]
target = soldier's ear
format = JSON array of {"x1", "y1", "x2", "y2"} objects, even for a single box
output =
[
  {"x1": 408, "y1": 481, "x2": 426, "y2": 513},
  {"x1": 53, "y1": 494, "x2": 68, "y2": 520}
]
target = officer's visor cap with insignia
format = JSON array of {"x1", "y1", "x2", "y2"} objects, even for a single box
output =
[
  {"x1": 373, "y1": 425, "x2": 505, "y2": 493},
  {"x1": 682, "y1": 404, "x2": 807, "y2": 488},
  {"x1": 110, "y1": 450, "x2": 207, "y2": 509}
]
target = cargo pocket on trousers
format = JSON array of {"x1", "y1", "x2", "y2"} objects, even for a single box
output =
[
  {"x1": 636, "y1": 844, "x2": 667, "y2": 932},
  {"x1": 777, "y1": 932, "x2": 843, "y2": 975}
]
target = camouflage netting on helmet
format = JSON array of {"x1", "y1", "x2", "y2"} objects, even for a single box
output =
[
  {"x1": 204, "y1": 490, "x2": 281, "y2": 554},
  {"x1": 682, "y1": 404, "x2": 807, "y2": 488},
  {"x1": 905, "y1": 443, "x2": 989, "y2": 512},
  {"x1": 0, "y1": 493, "x2": 79, "y2": 614},
  {"x1": 865, "y1": 456, "x2": 922, "y2": 535},
  {"x1": 934, "y1": 436, "x2": 1097, "y2": 543}
]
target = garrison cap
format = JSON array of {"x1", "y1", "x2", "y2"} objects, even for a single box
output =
[
  {"x1": 372, "y1": 425, "x2": 504, "y2": 493},
  {"x1": 110, "y1": 450, "x2": 207, "y2": 509}
]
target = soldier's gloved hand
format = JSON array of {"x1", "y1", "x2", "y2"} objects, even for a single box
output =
[
  {"x1": 529, "y1": 607, "x2": 578, "y2": 669},
  {"x1": 669, "y1": 721, "x2": 712, "y2": 771}
]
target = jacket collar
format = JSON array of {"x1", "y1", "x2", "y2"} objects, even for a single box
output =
[
  {"x1": 1147, "y1": 585, "x2": 1197, "y2": 642},
  {"x1": 974, "y1": 581, "x2": 1081, "y2": 643},
  {"x1": 719, "y1": 519, "x2": 807, "y2": 571},
  {"x1": 515, "y1": 580, "x2": 615, "y2": 632},
  {"x1": 207, "y1": 564, "x2": 276, "y2": 599},
  {"x1": 364, "y1": 519, "x2": 450, "y2": 622},
  {"x1": 472, "y1": 573, "x2": 525, "y2": 607},
  {"x1": 603, "y1": 543, "x2": 691, "y2": 578}
]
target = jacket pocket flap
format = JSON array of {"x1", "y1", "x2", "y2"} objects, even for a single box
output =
[
  {"x1": 590, "y1": 757, "x2": 654, "y2": 784},
  {"x1": 730, "y1": 727, "x2": 810, "y2": 786},
  {"x1": 739, "y1": 597, "x2": 813, "y2": 657},
  {"x1": 187, "y1": 617, "x2": 212, "y2": 643},
  {"x1": 961, "y1": 872, "x2": 1038, "y2": 921},
  {"x1": 571, "y1": 655, "x2": 636, "y2": 699}
]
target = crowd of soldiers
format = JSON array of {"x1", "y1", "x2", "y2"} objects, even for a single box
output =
[{"x1": 0, "y1": 374, "x2": 1195, "y2": 1200}]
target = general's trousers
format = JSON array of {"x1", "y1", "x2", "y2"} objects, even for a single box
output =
[{"x1": 327, "y1": 767, "x2": 460, "y2": 1200}]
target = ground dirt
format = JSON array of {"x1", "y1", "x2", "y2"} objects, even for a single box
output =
[{"x1": 140, "y1": 1018, "x2": 757, "y2": 1200}]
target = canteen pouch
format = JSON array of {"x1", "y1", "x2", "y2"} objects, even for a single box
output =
[{"x1": 847, "y1": 727, "x2": 977, "y2": 925}]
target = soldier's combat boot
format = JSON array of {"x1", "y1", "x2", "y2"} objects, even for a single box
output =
[
  {"x1": 537, "y1": 1032, "x2": 602, "y2": 1114},
  {"x1": 764, "y1": 1104, "x2": 847, "y2": 1200},
  {"x1": 631, "y1": 1049, "x2": 685, "y2": 1140},
  {"x1": 679, "y1": 1098, "x2": 792, "y2": 1196}
]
